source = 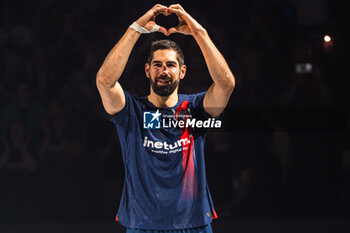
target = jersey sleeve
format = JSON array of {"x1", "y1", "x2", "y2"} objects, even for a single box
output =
[
  {"x1": 104, "y1": 91, "x2": 136, "y2": 146},
  {"x1": 104, "y1": 91, "x2": 132, "y2": 126},
  {"x1": 190, "y1": 91, "x2": 223, "y2": 121}
]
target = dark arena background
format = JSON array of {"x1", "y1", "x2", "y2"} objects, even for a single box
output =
[{"x1": 0, "y1": 0, "x2": 349, "y2": 232}]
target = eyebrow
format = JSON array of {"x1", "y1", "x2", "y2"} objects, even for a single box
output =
[{"x1": 152, "y1": 60, "x2": 178, "y2": 65}]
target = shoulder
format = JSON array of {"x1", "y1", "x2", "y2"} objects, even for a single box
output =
[
  {"x1": 106, "y1": 91, "x2": 145, "y2": 122},
  {"x1": 179, "y1": 91, "x2": 206, "y2": 100},
  {"x1": 124, "y1": 91, "x2": 147, "y2": 106},
  {"x1": 179, "y1": 91, "x2": 207, "y2": 107}
]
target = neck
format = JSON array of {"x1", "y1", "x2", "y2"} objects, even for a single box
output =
[{"x1": 148, "y1": 88, "x2": 179, "y2": 108}]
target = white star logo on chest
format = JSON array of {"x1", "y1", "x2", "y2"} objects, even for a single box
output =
[{"x1": 150, "y1": 109, "x2": 162, "y2": 122}]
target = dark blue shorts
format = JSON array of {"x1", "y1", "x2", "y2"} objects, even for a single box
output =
[{"x1": 126, "y1": 224, "x2": 213, "y2": 233}]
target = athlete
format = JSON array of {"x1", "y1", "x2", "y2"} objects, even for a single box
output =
[{"x1": 96, "y1": 4, "x2": 235, "y2": 233}]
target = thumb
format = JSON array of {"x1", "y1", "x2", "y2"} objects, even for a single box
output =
[
  {"x1": 147, "y1": 23, "x2": 167, "y2": 36},
  {"x1": 167, "y1": 27, "x2": 179, "y2": 36},
  {"x1": 157, "y1": 25, "x2": 168, "y2": 36}
]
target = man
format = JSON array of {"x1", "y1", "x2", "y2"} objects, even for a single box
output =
[{"x1": 96, "y1": 4, "x2": 235, "y2": 233}]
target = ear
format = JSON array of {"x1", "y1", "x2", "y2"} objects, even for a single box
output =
[
  {"x1": 179, "y1": 65, "x2": 187, "y2": 80},
  {"x1": 145, "y1": 63, "x2": 150, "y2": 78}
]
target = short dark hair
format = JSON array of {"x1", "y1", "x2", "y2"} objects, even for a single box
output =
[{"x1": 147, "y1": 39, "x2": 185, "y2": 67}]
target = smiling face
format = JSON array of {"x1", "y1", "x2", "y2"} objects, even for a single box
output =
[{"x1": 145, "y1": 49, "x2": 186, "y2": 97}]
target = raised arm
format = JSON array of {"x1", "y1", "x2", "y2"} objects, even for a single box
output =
[
  {"x1": 96, "y1": 4, "x2": 168, "y2": 115},
  {"x1": 167, "y1": 4, "x2": 235, "y2": 117}
]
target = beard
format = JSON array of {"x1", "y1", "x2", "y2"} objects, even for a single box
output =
[{"x1": 149, "y1": 74, "x2": 180, "y2": 97}]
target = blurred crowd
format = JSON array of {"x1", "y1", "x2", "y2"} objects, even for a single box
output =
[{"x1": 0, "y1": 0, "x2": 349, "y2": 222}]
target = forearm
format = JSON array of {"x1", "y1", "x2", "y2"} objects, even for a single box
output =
[
  {"x1": 97, "y1": 28, "x2": 141, "y2": 87},
  {"x1": 193, "y1": 28, "x2": 235, "y2": 90}
]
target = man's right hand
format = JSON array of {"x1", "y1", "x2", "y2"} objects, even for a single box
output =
[{"x1": 134, "y1": 4, "x2": 169, "y2": 36}]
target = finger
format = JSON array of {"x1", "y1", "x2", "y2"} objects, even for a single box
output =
[
  {"x1": 147, "y1": 23, "x2": 167, "y2": 36},
  {"x1": 154, "y1": 3, "x2": 167, "y2": 8},
  {"x1": 169, "y1": 4, "x2": 185, "y2": 11},
  {"x1": 153, "y1": 4, "x2": 168, "y2": 15},
  {"x1": 164, "y1": 8, "x2": 171, "y2": 16},
  {"x1": 167, "y1": 27, "x2": 180, "y2": 36},
  {"x1": 167, "y1": 7, "x2": 181, "y2": 13},
  {"x1": 158, "y1": 25, "x2": 168, "y2": 36},
  {"x1": 166, "y1": 7, "x2": 183, "y2": 17},
  {"x1": 148, "y1": 5, "x2": 168, "y2": 23},
  {"x1": 167, "y1": 8, "x2": 187, "y2": 23}
]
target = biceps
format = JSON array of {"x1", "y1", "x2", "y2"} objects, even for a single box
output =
[
  {"x1": 203, "y1": 83, "x2": 232, "y2": 117},
  {"x1": 96, "y1": 81, "x2": 126, "y2": 115}
]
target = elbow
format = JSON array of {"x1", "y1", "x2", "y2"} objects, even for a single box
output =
[
  {"x1": 96, "y1": 71, "x2": 112, "y2": 89},
  {"x1": 223, "y1": 73, "x2": 235, "y2": 93},
  {"x1": 96, "y1": 72, "x2": 104, "y2": 89},
  {"x1": 96, "y1": 69, "x2": 121, "y2": 89},
  {"x1": 228, "y1": 74, "x2": 236, "y2": 90}
]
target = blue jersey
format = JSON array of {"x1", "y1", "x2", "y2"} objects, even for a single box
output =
[{"x1": 106, "y1": 91, "x2": 218, "y2": 230}]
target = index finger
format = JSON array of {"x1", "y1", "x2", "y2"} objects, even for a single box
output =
[
  {"x1": 152, "y1": 4, "x2": 168, "y2": 15},
  {"x1": 169, "y1": 4, "x2": 185, "y2": 10},
  {"x1": 167, "y1": 7, "x2": 184, "y2": 17}
]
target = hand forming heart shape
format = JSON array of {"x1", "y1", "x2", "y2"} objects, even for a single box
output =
[{"x1": 135, "y1": 4, "x2": 200, "y2": 36}]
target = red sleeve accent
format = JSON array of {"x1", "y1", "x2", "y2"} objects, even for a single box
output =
[
  {"x1": 116, "y1": 215, "x2": 119, "y2": 221},
  {"x1": 212, "y1": 209, "x2": 218, "y2": 219}
]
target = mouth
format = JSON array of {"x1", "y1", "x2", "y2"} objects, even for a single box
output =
[{"x1": 156, "y1": 77, "x2": 172, "y2": 86}]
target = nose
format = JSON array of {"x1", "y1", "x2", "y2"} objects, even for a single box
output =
[{"x1": 160, "y1": 65, "x2": 169, "y2": 75}]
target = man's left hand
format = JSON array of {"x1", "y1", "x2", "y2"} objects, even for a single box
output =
[{"x1": 166, "y1": 4, "x2": 204, "y2": 36}]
